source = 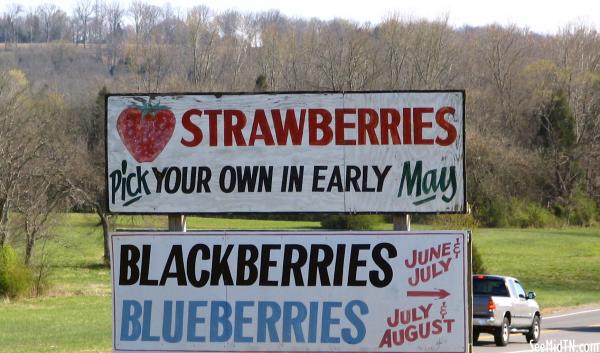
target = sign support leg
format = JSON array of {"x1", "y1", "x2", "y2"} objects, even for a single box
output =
[
  {"x1": 393, "y1": 213, "x2": 411, "y2": 231},
  {"x1": 168, "y1": 214, "x2": 187, "y2": 232},
  {"x1": 467, "y1": 231, "x2": 473, "y2": 353}
]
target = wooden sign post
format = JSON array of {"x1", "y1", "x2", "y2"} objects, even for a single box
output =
[
  {"x1": 393, "y1": 213, "x2": 411, "y2": 231},
  {"x1": 168, "y1": 214, "x2": 186, "y2": 231}
]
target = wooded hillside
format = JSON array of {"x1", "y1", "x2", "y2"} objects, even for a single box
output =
[{"x1": 1, "y1": 2, "x2": 599, "y2": 237}]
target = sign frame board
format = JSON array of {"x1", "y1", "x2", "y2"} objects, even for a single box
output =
[
  {"x1": 105, "y1": 90, "x2": 466, "y2": 215},
  {"x1": 110, "y1": 230, "x2": 471, "y2": 353}
]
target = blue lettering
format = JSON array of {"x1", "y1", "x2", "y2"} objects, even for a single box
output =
[
  {"x1": 342, "y1": 300, "x2": 368, "y2": 344},
  {"x1": 321, "y1": 302, "x2": 341, "y2": 343},
  {"x1": 210, "y1": 301, "x2": 232, "y2": 342},
  {"x1": 234, "y1": 301, "x2": 254, "y2": 343},
  {"x1": 308, "y1": 302, "x2": 319, "y2": 343},
  {"x1": 142, "y1": 300, "x2": 160, "y2": 341},
  {"x1": 257, "y1": 301, "x2": 281, "y2": 343},
  {"x1": 187, "y1": 301, "x2": 207, "y2": 342},
  {"x1": 282, "y1": 301, "x2": 307, "y2": 343},
  {"x1": 162, "y1": 300, "x2": 184, "y2": 343},
  {"x1": 120, "y1": 300, "x2": 142, "y2": 341}
]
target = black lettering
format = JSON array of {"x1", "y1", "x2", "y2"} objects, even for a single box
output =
[
  {"x1": 159, "y1": 245, "x2": 187, "y2": 286},
  {"x1": 236, "y1": 245, "x2": 259, "y2": 285},
  {"x1": 370, "y1": 243, "x2": 397, "y2": 288},
  {"x1": 197, "y1": 167, "x2": 211, "y2": 193},
  {"x1": 187, "y1": 244, "x2": 210, "y2": 287},
  {"x1": 308, "y1": 244, "x2": 333, "y2": 286},
  {"x1": 312, "y1": 166, "x2": 327, "y2": 192},
  {"x1": 346, "y1": 166, "x2": 361, "y2": 191},
  {"x1": 374, "y1": 165, "x2": 392, "y2": 192},
  {"x1": 348, "y1": 244, "x2": 369, "y2": 286},
  {"x1": 181, "y1": 167, "x2": 196, "y2": 194},
  {"x1": 119, "y1": 244, "x2": 140, "y2": 285},
  {"x1": 362, "y1": 166, "x2": 375, "y2": 192},
  {"x1": 259, "y1": 244, "x2": 281, "y2": 286},
  {"x1": 281, "y1": 166, "x2": 289, "y2": 192},
  {"x1": 327, "y1": 166, "x2": 343, "y2": 192},
  {"x1": 140, "y1": 245, "x2": 158, "y2": 286},
  {"x1": 210, "y1": 245, "x2": 234, "y2": 285},
  {"x1": 153, "y1": 167, "x2": 167, "y2": 193},
  {"x1": 333, "y1": 244, "x2": 346, "y2": 286},
  {"x1": 281, "y1": 244, "x2": 307, "y2": 286},
  {"x1": 165, "y1": 167, "x2": 181, "y2": 194},
  {"x1": 219, "y1": 166, "x2": 236, "y2": 193},
  {"x1": 237, "y1": 166, "x2": 258, "y2": 192},
  {"x1": 289, "y1": 166, "x2": 304, "y2": 192}
]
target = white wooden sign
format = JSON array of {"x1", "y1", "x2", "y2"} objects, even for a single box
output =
[
  {"x1": 110, "y1": 231, "x2": 469, "y2": 353},
  {"x1": 106, "y1": 91, "x2": 465, "y2": 213}
]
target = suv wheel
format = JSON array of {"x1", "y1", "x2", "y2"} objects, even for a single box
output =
[
  {"x1": 494, "y1": 316, "x2": 510, "y2": 346},
  {"x1": 526, "y1": 315, "x2": 541, "y2": 343}
]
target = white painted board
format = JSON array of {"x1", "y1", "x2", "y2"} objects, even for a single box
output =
[
  {"x1": 111, "y1": 231, "x2": 469, "y2": 353},
  {"x1": 106, "y1": 92, "x2": 465, "y2": 213}
]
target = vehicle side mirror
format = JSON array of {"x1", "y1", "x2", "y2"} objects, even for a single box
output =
[{"x1": 527, "y1": 291, "x2": 536, "y2": 300}]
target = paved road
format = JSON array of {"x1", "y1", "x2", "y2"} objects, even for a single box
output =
[{"x1": 474, "y1": 306, "x2": 600, "y2": 353}]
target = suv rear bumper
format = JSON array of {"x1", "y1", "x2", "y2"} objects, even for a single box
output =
[{"x1": 473, "y1": 315, "x2": 500, "y2": 328}]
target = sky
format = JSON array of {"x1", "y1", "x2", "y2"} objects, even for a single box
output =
[{"x1": 10, "y1": 0, "x2": 600, "y2": 35}]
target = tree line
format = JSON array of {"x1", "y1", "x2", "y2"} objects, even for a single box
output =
[{"x1": 0, "y1": 1, "x2": 599, "y2": 271}]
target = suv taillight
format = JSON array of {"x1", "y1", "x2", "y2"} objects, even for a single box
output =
[{"x1": 488, "y1": 298, "x2": 496, "y2": 311}]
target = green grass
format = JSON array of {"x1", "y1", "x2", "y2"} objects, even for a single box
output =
[
  {"x1": 0, "y1": 214, "x2": 599, "y2": 352},
  {"x1": 472, "y1": 227, "x2": 600, "y2": 308},
  {"x1": 0, "y1": 295, "x2": 111, "y2": 353}
]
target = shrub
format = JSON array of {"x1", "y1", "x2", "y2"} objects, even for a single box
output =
[
  {"x1": 475, "y1": 197, "x2": 559, "y2": 228},
  {"x1": 0, "y1": 245, "x2": 32, "y2": 299},
  {"x1": 475, "y1": 197, "x2": 511, "y2": 227},
  {"x1": 417, "y1": 213, "x2": 480, "y2": 229},
  {"x1": 565, "y1": 191, "x2": 598, "y2": 226},
  {"x1": 321, "y1": 215, "x2": 383, "y2": 230},
  {"x1": 472, "y1": 243, "x2": 486, "y2": 274}
]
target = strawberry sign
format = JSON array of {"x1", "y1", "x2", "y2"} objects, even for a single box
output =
[
  {"x1": 105, "y1": 91, "x2": 466, "y2": 214},
  {"x1": 116, "y1": 99, "x2": 176, "y2": 163}
]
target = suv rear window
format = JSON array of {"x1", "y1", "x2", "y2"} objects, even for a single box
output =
[{"x1": 473, "y1": 277, "x2": 510, "y2": 296}]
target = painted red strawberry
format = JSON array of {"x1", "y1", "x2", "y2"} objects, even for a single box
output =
[{"x1": 116, "y1": 100, "x2": 176, "y2": 163}]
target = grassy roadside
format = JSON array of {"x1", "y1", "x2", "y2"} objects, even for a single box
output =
[
  {"x1": 472, "y1": 227, "x2": 600, "y2": 309},
  {"x1": 0, "y1": 214, "x2": 598, "y2": 352}
]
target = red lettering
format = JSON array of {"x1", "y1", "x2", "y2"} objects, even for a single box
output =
[
  {"x1": 335, "y1": 108, "x2": 356, "y2": 145},
  {"x1": 308, "y1": 109, "x2": 333, "y2": 145},
  {"x1": 248, "y1": 109, "x2": 275, "y2": 146},
  {"x1": 180, "y1": 109, "x2": 203, "y2": 147},
  {"x1": 271, "y1": 109, "x2": 305, "y2": 145},
  {"x1": 413, "y1": 107, "x2": 434, "y2": 145},
  {"x1": 444, "y1": 319, "x2": 454, "y2": 333},
  {"x1": 435, "y1": 106, "x2": 457, "y2": 146},
  {"x1": 378, "y1": 329, "x2": 392, "y2": 348},
  {"x1": 358, "y1": 108, "x2": 379, "y2": 145},
  {"x1": 442, "y1": 242, "x2": 451, "y2": 256},
  {"x1": 224, "y1": 110, "x2": 247, "y2": 146},
  {"x1": 204, "y1": 110, "x2": 221, "y2": 146},
  {"x1": 380, "y1": 109, "x2": 401, "y2": 145},
  {"x1": 402, "y1": 107, "x2": 412, "y2": 144}
]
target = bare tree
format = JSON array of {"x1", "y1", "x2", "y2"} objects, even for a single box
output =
[
  {"x1": 3, "y1": 4, "x2": 23, "y2": 48},
  {"x1": 185, "y1": 5, "x2": 218, "y2": 88},
  {"x1": 104, "y1": 1, "x2": 123, "y2": 67},
  {"x1": 73, "y1": 0, "x2": 93, "y2": 47},
  {"x1": 376, "y1": 15, "x2": 412, "y2": 89},
  {"x1": 36, "y1": 3, "x2": 58, "y2": 42},
  {"x1": 0, "y1": 69, "x2": 37, "y2": 247},
  {"x1": 406, "y1": 17, "x2": 457, "y2": 89},
  {"x1": 129, "y1": 0, "x2": 161, "y2": 49}
]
